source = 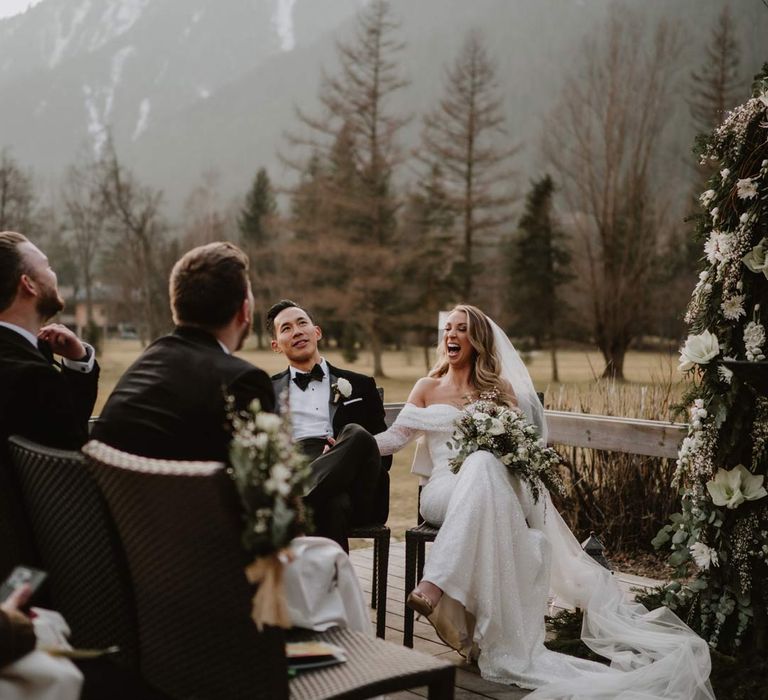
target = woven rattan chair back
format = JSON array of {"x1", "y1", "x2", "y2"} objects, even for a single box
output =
[
  {"x1": 7, "y1": 435, "x2": 139, "y2": 666},
  {"x1": 82, "y1": 440, "x2": 288, "y2": 700}
]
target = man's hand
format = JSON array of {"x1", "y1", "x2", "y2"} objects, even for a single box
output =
[
  {"x1": 38, "y1": 324, "x2": 87, "y2": 361},
  {"x1": 1, "y1": 584, "x2": 32, "y2": 626},
  {"x1": 322, "y1": 436, "x2": 337, "y2": 454}
]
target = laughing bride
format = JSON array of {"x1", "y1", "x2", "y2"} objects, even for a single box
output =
[{"x1": 375, "y1": 304, "x2": 713, "y2": 699}]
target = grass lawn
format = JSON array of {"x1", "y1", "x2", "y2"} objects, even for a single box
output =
[{"x1": 94, "y1": 338, "x2": 684, "y2": 541}]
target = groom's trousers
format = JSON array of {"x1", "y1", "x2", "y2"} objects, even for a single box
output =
[{"x1": 298, "y1": 424, "x2": 385, "y2": 552}]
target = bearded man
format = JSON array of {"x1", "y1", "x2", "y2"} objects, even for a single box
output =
[
  {"x1": 0, "y1": 230, "x2": 99, "y2": 578},
  {"x1": 0, "y1": 231, "x2": 98, "y2": 452}
]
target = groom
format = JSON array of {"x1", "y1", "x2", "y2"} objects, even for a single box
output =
[{"x1": 267, "y1": 300, "x2": 390, "y2": 552}]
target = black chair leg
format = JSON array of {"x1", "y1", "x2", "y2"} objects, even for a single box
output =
[
  {"x1": 375, "y1": 530, "x2": 389, "y2": 638},
  {"x1": 417, "y1": 539, "x2": 426, "y2": 583},
  {"x1": 404, "y1": 530, "x2": 417, "y2": 648},
  {"x1": 427, "y1": 667, "x2": 455, "y2": 699},
  {"x1": 371, "y1": 538, "x2": 378, "y2": 610}
]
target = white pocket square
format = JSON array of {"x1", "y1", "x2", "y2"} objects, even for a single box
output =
[{"x1": 342, "y1": 397, "x2": 363, "y2": 406}]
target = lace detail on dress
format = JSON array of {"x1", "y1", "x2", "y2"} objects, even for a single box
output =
[{"x1": 375, "y1": 424, "x2": 419, "y2": 456}]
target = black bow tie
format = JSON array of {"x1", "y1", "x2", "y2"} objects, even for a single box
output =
[{"x1": 293, "y1": 363, "x2": 324, "y2": 391}]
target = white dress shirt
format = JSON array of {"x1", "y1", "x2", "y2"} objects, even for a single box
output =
[
  {"x1": 0, "y1": 321, "x2": 95, "y2": 373},
  {"x1": 288, "y1": 358, "x2": 333, "y2": 441}
]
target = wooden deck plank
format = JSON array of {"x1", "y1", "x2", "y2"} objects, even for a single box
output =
[{"x1": 348, "y1": 542, "x2": 664, "y2": 699}]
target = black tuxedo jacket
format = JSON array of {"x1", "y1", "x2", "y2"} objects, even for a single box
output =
[
  {"x1": 0, "y1": 325, "x2": 99, "y2": 451},
  {"x1": 0, "y1": 324, "x2": 99, "y2": 578},
  {"x1": 272, "y1": 362, "x2": 392, "y2": 471},
  {"x1": 92, "y1": 326, "x2": 274, "y2": 462}
]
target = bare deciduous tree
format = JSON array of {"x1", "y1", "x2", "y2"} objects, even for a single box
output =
[
  {"x1": 418, "y1": 30, "x2": 517, "y2": 303},
  {"x1": 284, "y1": 0, "x2": 409, "y2": 376},
  {"x1": 0, "y1": 149, "x2": 36, "y2": 233},
  {"x1": 544, "y1": 11, "x2": 683, "y2": 379},
  {"x1": 97, "y1": 139, "x2": 171, "y2": 343},
  {"x1": 62, "y1": 156, "x2": 107, "y2": 344}
]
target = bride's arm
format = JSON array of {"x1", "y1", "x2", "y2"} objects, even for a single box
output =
[{"x1": 374, "y1": 378, "x2": 431, "y2": 456}]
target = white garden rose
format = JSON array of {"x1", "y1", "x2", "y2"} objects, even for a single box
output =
[
  {"x1": 737, "y1": 177, "x2": 758, "y2": 199},
  {"x1": 488, "y1": 418, "x2": 506, "y2": 436},
  {"x1": 699, "y1": 189, "x2": 716, "y2": 207},
  {"x1": 689, "y1": 542, "x2": 719, "y2": 570},
  {"x1": 743, "y1": 239, "x2": 768, "y2": 279},
  {"x1": 336, "y1": 377, "x2": 352, "y2": 397},
  {"x1": 678, "y1": 330, "x2": 720, "y2": 371},
  {"x1": 706, "y1": 464, "x2": 768, "y2": 510}
]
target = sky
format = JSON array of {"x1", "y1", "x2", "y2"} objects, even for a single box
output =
[{"x1": 0, "y1": 0, "x2": 43, "y2": 20}]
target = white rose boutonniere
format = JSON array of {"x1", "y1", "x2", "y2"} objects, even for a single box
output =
[
  {"x1": 332, "y1": 377, "x2": 353, "y2": 403},
  {"x1": 678, "y1": 329, "x2": 720, "y2": 371}
]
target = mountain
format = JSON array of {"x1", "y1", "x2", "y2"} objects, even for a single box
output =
[{"x1": 0, "y1": 0, "x2": 766, "y2": 213}]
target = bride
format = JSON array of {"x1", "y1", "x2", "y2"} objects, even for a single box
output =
[{"x1": 375, "y1": 305, "x2": 714, "y2": 699}]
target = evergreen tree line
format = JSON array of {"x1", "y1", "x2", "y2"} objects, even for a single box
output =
[{"x1": 0, "y1": 3, "x2": 753, "y2": 379}]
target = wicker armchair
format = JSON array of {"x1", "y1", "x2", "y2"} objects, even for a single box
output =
[
  {"x1": 0, "y1": 444, "x2": 38, "y2": 581},
  {"x1": 7, "y1": 436, "x2": 140, "y2": 666},
  {"x1": 83, "y1": 440, "x2": 455, "y2": 700},
  {"x1": 82, "y1": 440, "x2": 289, "y2": 700}
]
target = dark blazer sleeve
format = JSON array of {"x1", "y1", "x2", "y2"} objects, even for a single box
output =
[
  {"x1": 18, "y1": 362, "x2": 99, "y2": 449},
  {"x1": 228, "y1": 367, "x2": 276, "y2": 414}
]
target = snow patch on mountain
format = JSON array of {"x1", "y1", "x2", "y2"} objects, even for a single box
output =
[
  {"x1": 49, "y1": 0, "x2": 92, "y2": 68},
  {"x1": 132, "y1": 98, "x2": 150, "y2": 140},
  {"x1": 83, "y1": 45, "x2": 136, "y2": 154},
  {"x1": 272, "y1": 0, "x2": 297, "y2": 52},
  {"x1": 88, "y1": 0, "x2": 149, "y2": 52}
]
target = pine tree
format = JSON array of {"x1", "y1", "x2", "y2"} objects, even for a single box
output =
[
  {"x1": 239, "y1": 168, "x2": 277, "y2": 247},
  {"x1": 418, "y1": 30, "x2": 517, "y2": 303},
  {"x1": 689, "y1": 5, "x2": 742, "y2": 138},
  {"x1": 401, "y1": 164, "x2": 456, "y2": 370},
  {"x1": 508, "y1": 176, "x2": 572, "y2": 382},
  {"x1": 239, "y1": 167, "x2": 277, "y2": 348}
]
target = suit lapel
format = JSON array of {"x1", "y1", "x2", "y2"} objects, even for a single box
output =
[
  {"x1": 327, "y1": 364, "x2": 340, "y2": 427},
  {"x1": 272, "y1": 370, "x2": 291, "y2": 415}
]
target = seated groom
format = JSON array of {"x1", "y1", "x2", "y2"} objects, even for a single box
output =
[
  {"x1": 267, "y1": 300, "x2": 390, "y2": 552},
  {"x1": 93, "y1": 242, "x2": 274, "y2": 461}
]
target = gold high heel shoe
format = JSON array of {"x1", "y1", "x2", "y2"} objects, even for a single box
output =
[{"x1": 406, "y1": 589, "x2": 435, "y2": 617}]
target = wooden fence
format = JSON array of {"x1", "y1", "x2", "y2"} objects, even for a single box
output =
[{"x1": 383, "y1": 404, "x2": 686, "y2": 459}]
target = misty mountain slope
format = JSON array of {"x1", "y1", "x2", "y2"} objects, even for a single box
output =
[{"x1": 0, "y1": 0, "x2": 766, "y2": 213}]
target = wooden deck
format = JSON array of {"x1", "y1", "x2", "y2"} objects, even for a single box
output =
[{"x1": 348, "y1": 541, "x2": 663, "y2": 699}]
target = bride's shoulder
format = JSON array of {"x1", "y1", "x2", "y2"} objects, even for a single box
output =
[{"x1": 406, "y1": 376, "x2": 439, "y2": 407}]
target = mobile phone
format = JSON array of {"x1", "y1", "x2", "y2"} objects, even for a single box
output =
[{"x1": 0, "y1": 566, "x2": 48, "y2": 605}]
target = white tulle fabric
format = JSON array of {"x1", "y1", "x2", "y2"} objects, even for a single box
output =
[{"x1": 376, "y1": 403, "x2": 713, "y2": 699}]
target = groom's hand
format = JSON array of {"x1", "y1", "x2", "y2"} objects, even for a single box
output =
[{"x1": 322, "y1": 436, "x2": 337, "y2": 454}]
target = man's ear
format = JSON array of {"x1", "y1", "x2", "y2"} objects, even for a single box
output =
[
  {"x1": 315, "y1": 325, "x2": 322, "y2": 342},
  {"x1": 19, "y1": 273, "x2": 37, "y2": 298},
  {"x1": 271, "y1": 338, "x2": 281, "y2": 353}
]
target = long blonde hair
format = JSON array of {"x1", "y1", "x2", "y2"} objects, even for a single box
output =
[{"x1": 429, "y1": 304, "x2": 515, "y2": 405}]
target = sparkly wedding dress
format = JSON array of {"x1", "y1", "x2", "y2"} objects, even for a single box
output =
[{"x1": 376, "y1": 403, "x2": 714, "y2": 698}]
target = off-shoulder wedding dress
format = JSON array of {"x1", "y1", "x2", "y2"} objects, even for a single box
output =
[{"x1": 376, "y1": 402, "x2": 714, "y2": 699}]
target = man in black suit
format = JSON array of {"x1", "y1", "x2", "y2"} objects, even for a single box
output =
[
  {"x1": 93, "y1": 242, "x2": 274, "y2": 462},
  {"x1": 267, "y1": 300, "x2": 390, "y2": 552},
  {"x1": 0, "y1": 231, "x2": 99, "y2": 578}
]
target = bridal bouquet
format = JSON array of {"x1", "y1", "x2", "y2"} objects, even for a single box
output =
[
  {"x1": 448, "y1": 390, "x2": 565, "y2": 503},
  {"x1": 227, "y1": 397, "x2": 312, "y2": 628}
]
